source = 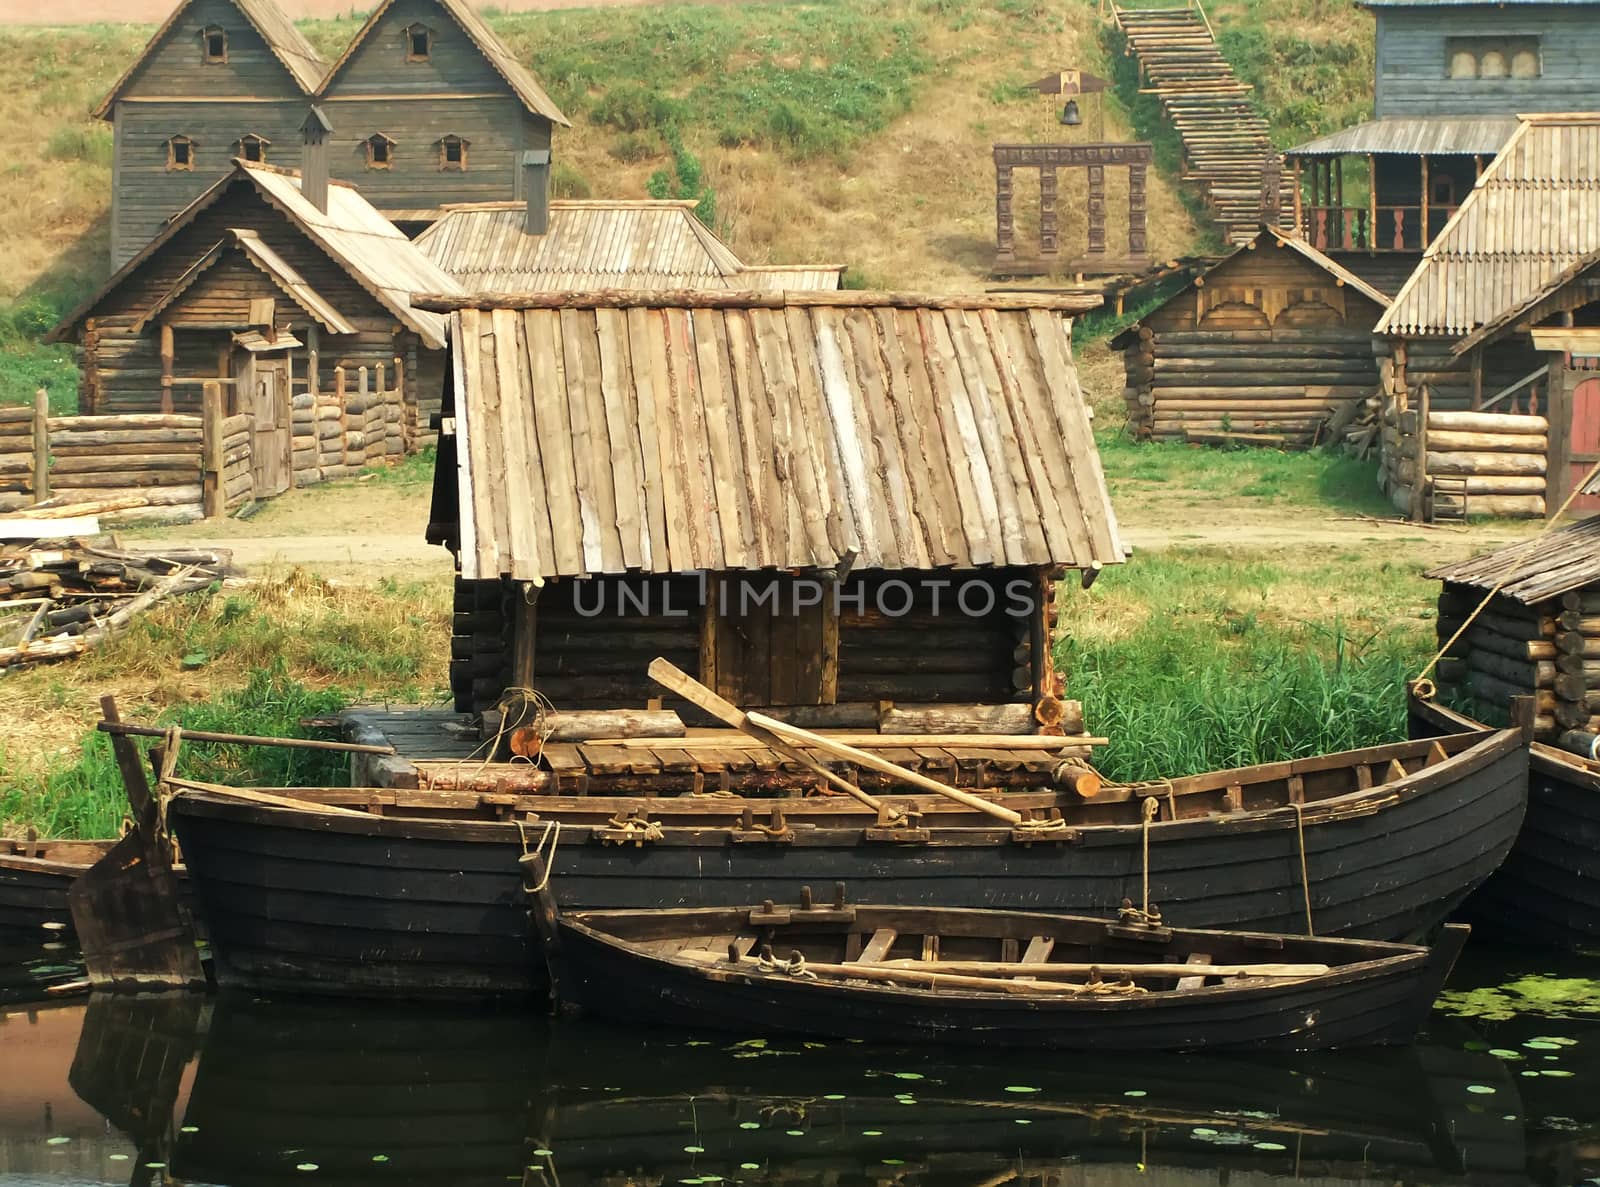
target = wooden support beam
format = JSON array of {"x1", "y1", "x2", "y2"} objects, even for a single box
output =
[
  {"x1": 31, "y1": 388, "x2": 50, "y2": 503},
  {"x1": 201, "y1": 381, "x2": 224, "y2": 520}
]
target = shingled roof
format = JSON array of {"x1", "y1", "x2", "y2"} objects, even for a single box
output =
[
  {"x1": 1378, "y1": 115, "x2": 1600, "y2": 339},
  {"x1": 93, "y1": 0, "x2": 325, "y2": 119},
  {"x1": 317, "y1": 0, "x2": 568, "y2": 126},
  {"x1": 414, "y1": 200, "x2": 842, "y2": 293},
  {"x1": 1427, "y1": 516, "x2": 1600, "y2": 603},
  {"x1": 421, "y1": 290, "x2": 1122, "y2": 582}
]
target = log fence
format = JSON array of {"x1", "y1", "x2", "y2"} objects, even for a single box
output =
[{"x1": 1, "y1": 359, "x2": 408, "y2": 520}]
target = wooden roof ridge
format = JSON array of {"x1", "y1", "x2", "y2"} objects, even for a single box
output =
[
  {"x1": 227, "y1": 229, "x2": 359, "y2": 335},
  {"x1": 435, "y1": 200, "x2": 706, "y2": 213},
  {"x1": 92, "y1": 0, "x2": 325, "y2": 120},
  {"x1": 1452, "y1": 246, "x2": 1600, "y2": 356},
  {"x1": 131, "y1": 239, "x2": 230, "y2": 333},
  {"x1": 315, "y1": 0, "x2": 569, "y2": 126},
  {"x1": 1425, "y1": 516, "x2": 1600, "y2": 602},
  {"x1": 414, "y1": 289, "x2": 1105, "y2": 313},
  {"x1": 740, "y1": 263, "x2": 849, "y2": 273}
]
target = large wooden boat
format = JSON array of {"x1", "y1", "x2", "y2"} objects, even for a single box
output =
[
  {"x1": 0, "y1": 839, "x2": 114, "y2": 937},
  {"x1": 1411, "y1": 694, "x2": 1598, "y2": 948},
  {"x1": 542, "y1": 887, "x2": 1470, "y2": 1051},
  {"x1": 165, "y1": 726, "x2": 1526, "y2": 1000}
]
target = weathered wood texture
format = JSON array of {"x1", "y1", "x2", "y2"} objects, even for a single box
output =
[{"x1": 1380, "y1": 404, "x2": 1547, "y2": 519}]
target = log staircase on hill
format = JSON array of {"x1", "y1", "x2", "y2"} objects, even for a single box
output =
[{"x1": 1111, "y1": 2, "x2": 1289, "y2": 245}]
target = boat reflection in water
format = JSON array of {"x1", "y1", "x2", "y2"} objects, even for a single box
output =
[{"x1": 38, "y1": 994, "x2": 1542, "y2": 1187}]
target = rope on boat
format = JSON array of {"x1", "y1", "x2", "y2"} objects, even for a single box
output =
[
  {"x1": 1114, "y1": 796, "x2": 1166, "y2": 929},
  {"x1": 1291, "y1": 801, "x2": 1314, "y2": 936},
  {"x1": 602, "y1": 813, "x2": 665, "y2": 845},
  {"x1": 758, "y1": 949, "x2": 818, "y2": 980},
  {"x1": 1414, "y1": 453, "x2": 1600, "y2": 699},
  {"x1": 524, "y1": 820, "x2": 562, "y2": 892}
]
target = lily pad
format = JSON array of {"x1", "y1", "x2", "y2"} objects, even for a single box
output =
[
  {"x1": 109, "y1": 1155, "x2": 130, "y2": 1163},
  {"x1": 823, "y1": 1094, "x2": 846, "y2": 1101},
  {"x1": 1489, "y1": 1049, "x2": 1522, "y2": 1060},
  {"x1": 862, "y1": 1129, "x2": 883, "y2": 1137},
  {"x1": 1541, "y1": 1070, "x2": 1576, "y2": 1078},
  {"x1": 1123, "y1": 1090, "x2": 1147, "y2": 1098},
  {"x1": 296, "y1": 1164, "x2": 319, "y2": 1172},
  {"x1": 741, "y1": 1165, "x2": 761, "y2": 1171},
  {"x1": 1254, "y1": 1142, "x2": 1287, "y2": 1152},
  {"x1": 892, "y1": 1072, "x2": 923, "y2": 1081},
  {"x1": 373, "y1": 1155, "x2": 390, "y2": 1163},
  {"x1": 533, "y1": 1149, "x2": 554, "y2": 1157},
  {"x1": 684, "y1": 1146, "x2": 706, "y2": 1154},
  {"x1": 45, "y1": 1138, "x2": 70, "y2": 1147},
  {"x1": 739, "y1": 1122, "x2": 760, "y2": 1130},
  {"x1": 1004, "y1": 1085, "x2": 1040, "y2": 1094},
  {"x1": 1467, "y1": 1085, "x2": 1497, "y2": 1095}
]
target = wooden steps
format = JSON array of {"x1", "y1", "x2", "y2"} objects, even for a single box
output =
[{"x1": 1112, "y1": 2, "x2": 1290, "y2": 245}]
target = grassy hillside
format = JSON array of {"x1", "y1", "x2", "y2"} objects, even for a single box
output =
[{"x1": 0, "y1": 0, "x2": 1375, "y2": 410}]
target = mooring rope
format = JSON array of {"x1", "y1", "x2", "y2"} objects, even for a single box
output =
[
  {"x1": 524, "y1": 819, "x2": 562, "y2": 892},
  {"x1": 1290, "y1": 801, "x2": 1314, "y2": 936}
]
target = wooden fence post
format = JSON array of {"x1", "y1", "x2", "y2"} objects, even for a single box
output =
[
  {"x1": 31, "y1": 388, "x2": 49, "y2": 503},
  {"x1": 202, "y1": 381, "x2": 224, "y2": 520}
]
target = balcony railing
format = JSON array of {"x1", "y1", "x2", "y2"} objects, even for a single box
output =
[{"x1": 1300, "y1": 204, "x2": 1458, "y2": 253}]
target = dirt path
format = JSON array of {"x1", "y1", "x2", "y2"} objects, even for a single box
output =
[{"x1": 126, "y1": 478, "x2": 1541, "y2": 582}]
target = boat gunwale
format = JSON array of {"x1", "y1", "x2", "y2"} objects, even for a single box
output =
[{"x1": 1411, "y1": 693, "x2": 1598, "y2": 792}]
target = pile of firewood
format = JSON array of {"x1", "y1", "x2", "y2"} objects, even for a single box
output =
[
  {"x1": 0, "y1": 537, "x2": 233, "y2": 670},
  {"x1": 1340, "y1": 396, "x2": 1382, "y2": 460}
]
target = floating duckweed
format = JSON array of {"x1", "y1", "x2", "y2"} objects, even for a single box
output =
[
  {"x1": 1467, "y1": 1085, "x2": 1497, "y2": 1095},
  {"x1": 893, "y1": 1072, "x2": 923, "y2": 1081},
  {"x1": 296, "y1": 1164, "x2": 319, "y2": 1172},
  {"x1": 109, "y1": 1155, "x2": 129, "y2": 1162},
  {"x1": 740, "y1": 1165, "x2": 761, "y2": 1172},
  {"x1": 1004, "y1": 1086, "x2": 1040, "y2": 1094},
  {"x1": 1542, "y1": 1070, "x2": 1576, "y2": 1078},
  {"x1": 823, "y1": 1094, "x2": 846, "y2": 1101},
  {"x1": 533, "y1": 1149, "x2": 554, "y2": 1157},
  {"x1": 181, "y1": 1126, "x2": 199, "y2": 1134},
  {"x1": 373, "y1": 1155, "x2": 390, "y2": 1163},
  {"x1": 1254, "y1": 1142, "x2": 1287, "y2": 1152},
  {"x1": 45, "y1": 1138, "x2": 70, "y2": 1147},
  {"x1": 1124, "y1": 1090, "x2": 1148, "y2": 1098},
  {"x1": 684, "y1": 1146, "x2": 706, "y2": 1154},
  {"x1": 739, "y1": 1122, "x2": 760, "y2": 1130},
  {"x1": 1489, "y1": 1049, "x2": 1522, "y2": 1060},
  {"x1": 862, "y1": 1130, "x2": 884, "y2": 1137},
  {"x1": 786, "y1": 1130, "x2": 804, "y2": 1137}
]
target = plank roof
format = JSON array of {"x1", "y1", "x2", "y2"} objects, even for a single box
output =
[
  {"x1": 316, "y1": 0, "x2": 568, "y2": 126},
  {"x1": 50, "y1": 161, "x2": 457, "y2": 348},
  {"x1": 1378, "y1": 115, "x2": 1600, "y2": 339},
  {"x1": 414, "y1": 200, "x2": 842, "y2": 293},
  {"x1": 93, "y1": 0, "x2": 325, "y2": 119},
  {"x1": 1427, "y1": 516, "x2": 1600, "y2": 602},
  {"x1": 1288, "y1": 117, "x2": 1518, "y2": 158},
  {"x1": 1452, "y1": 247, "x2": 1600, "y2": 355},
  {"x1": 429, "y1": 290, "x2": 1123, "y2": 582}
]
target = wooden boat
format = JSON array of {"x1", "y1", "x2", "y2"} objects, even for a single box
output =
[
  {"x1": 0, "y1": 838, "x2": 114, "y2": 937},
  {"x1": 1410, "y1": 694, "x2": 1599, "y2": 948},
  {"x1": 165, "y1": 726, "x2": 1526, "y2": 999},
  {"x1": 539, "y1": 881, "x2": 1470, "y2": 1051}
]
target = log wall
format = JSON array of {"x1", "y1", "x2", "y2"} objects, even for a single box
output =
[
  {"x1": 1435, "y1": 583, "x2": 1597, "y2": 740},
  {"x1": 1379, "y1": 404, "x2": 1548, "y2": 519}
]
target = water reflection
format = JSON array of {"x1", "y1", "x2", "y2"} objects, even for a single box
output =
[{"x1": 0, "y1": 990, "x2": 1570, "y2": 1187}]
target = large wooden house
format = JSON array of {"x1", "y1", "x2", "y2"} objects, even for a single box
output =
[
  {"x1": 417, "y1": 289, "x2": 1124, "y2": 723},
  {"x1": 96, "y1": 0, "x2": 568, "y2": 266},
  {"x1": 1112, "y1": 226, "x2": 1390, "y2": 448},
  {"x1": 1373, "y1": 114, "x2": 1600, "y2": 520},
  {"x1": 1284, "y1": 0, "x2": 1600, "y2": 271}
]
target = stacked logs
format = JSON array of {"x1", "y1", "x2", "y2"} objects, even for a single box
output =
[
  {"x1": 1435, "y1": 584, "x2": 1596, "y2": 739},
  {"x1": 0, "y1": 405, "x2": 207, "y2": 518},
  {"x1": 292, "y1": 363, "x2": 408, "y2": 490},
  {"x1": 1383, "y1": 407, "x2": 1547, "y2": 519},
  {"x1": 1122, "y1": 329, "x2": 1378, "y2": 449}
]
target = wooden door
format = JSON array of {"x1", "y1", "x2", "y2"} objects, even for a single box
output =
[
  {"x1": 710, "y1": 576, "x2": 830, "y2": 707},
  {"x1": 1571, "y1": 374, "x2": 1600, "y2": 514},
  {"x1": 250, "y1": 359, "x2": 292, "y2": 498}
]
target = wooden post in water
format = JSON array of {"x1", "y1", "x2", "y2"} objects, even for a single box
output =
[
  {"x1": 31, "y1": 388, "x2": 49, "y2": 503},
  {"x1": 202, "y1": 380, "x2": 224, "y2": 519}
]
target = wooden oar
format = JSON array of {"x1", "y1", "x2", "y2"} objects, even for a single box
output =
[
  {"x1": 858, "y1": 958, "x2": 1331, "y2": 979},
  {"x1": 746, "y1": 711, "x2": 1023, "y2": 825},
  {"x1": 647, "y1": 658, "x2": 897, "y2": 822}
]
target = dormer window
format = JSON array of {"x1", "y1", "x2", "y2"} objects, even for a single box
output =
[
  {"x1": 404, "y1": 23, "x2": 432, "y2": 61},
  {"x1": 167, "y1": 135, "x2": 195, "y2": 171},
  {"x1": 201, "y1": 25, "x2": 227, "y2": 63},
  {"x1": 438, "y1": 134, "x2": 468, "y2": 172},
  {"x1": 1446, "y1": 36, "x2": 1541, "y2": 80},
  {"x1": 366, "y1": 133, "x2": 395, "y2": 170},
  {"x1": 237, "y1": 133, "x2": 269, "y2": 164}
]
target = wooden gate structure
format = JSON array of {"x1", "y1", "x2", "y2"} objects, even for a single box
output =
[
  {"x1": 247, "y1": 356, "x2": 293, "y2": 499},
  {"x1": 1553, "y1": 366, "x2": 1600, "y2": 515},
  {"x1": 993, "y1": 142, "x2": 1152, "y2": 276}
]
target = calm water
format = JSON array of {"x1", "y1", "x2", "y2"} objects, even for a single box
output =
[{"x1": 0, "y1": 936, "x2": 1594, "y2": 1187}]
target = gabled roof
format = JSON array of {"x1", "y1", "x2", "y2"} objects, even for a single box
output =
[
  {"x1": 1378, "y1": 115, "x2": 1600, "y2": 338},
  {"x1": 50, "y1": 162, "x2": 458, "y2": 348},
  {"x1": 414, "y1": 200, "x2": 841, "y2": 293},
  {"x1": 1427, "y1": 516, "x2": 1600, "y2": 603},
  {"x1": 1453, "y1": 247, "x2": 1600, "y2": 355},
  {"x1": 421, "y1": 289, "x2": 1121, "y2": 582},
  {"x1": 1109, "y1": 225, "x2": 1390, "y2": 349},
  {"x1": 317, "y1": 0, "x2": 568, "y2": 127},
  {"x1": 93, "y1": 0, "x2": 325, "y2": 120},
  {"x1": 1288, "y1": 117, "x2": 1518, "y2": 158}
]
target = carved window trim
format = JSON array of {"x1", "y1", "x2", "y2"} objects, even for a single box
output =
[
  {"x1": 1445, "y1": 36, "x2": 1541, "y2": 79},
  {"x1": 237, "y1": 133, "x2": 270, "y2": 164},
  {"x1": 438, "y1": 134, "x2": 469, "y2": 172},
  {"x1": 167, "y1": 134, "x2": 196, "y2": 171},
  {"x1": 404, "y1": 23, "x2": 433, "y2": 62},
  {"x1": 366, "y1": 133, "x2": 396, "y2": 170},
  {"x1": 201, "y1": 24, "x2": 228, "y2": 64}
]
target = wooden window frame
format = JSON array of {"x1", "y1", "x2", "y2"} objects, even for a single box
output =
[
  {"x1": 366, "y1": 133, "x2": 396, "y2": 170},
  {"x1": 438, "y1": 134, "x2": 469, "y2": 172},
  {"x1": 167, "y1": 135, "x2": 196, "y2": 172},
  {"x1": 1444, "y1": 35, "x2": 1542, "y2": 79},
  {"x1": 237, "y1": 133, "x2": 269, "y2": 164},
  {"x1": 201, "y1": 24, "x2": 228, "y2": 64},
  {"x1": 404, "y1": 23, "x2": 433, "y2": 62}
]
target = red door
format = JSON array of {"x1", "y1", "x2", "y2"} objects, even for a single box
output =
[{"x1": 1573, "y1": 375, "x2": 1600, "y2": 513}]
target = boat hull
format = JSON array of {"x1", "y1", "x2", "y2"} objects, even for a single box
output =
[
  {"x1": 169, "y1": 729, "x2": 1527, "y2": 1000},
  {"x1": 1410, "y1": 698, "x2": 1597, "y2": 948},
  {"x1": 0, "y1": 844, "x2": 114, "y2": 938}
]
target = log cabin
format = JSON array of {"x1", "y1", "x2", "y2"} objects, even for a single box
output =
[
  {"x1": 48, "y1": 122, "x2": 462, "y2": 499},
  {"x1": 1428, "y1": 515, "x2": 1600, "y2": 739},
  {"x1": 414, "y1": 288, "x2": 1125, "y2": 735},
  {"x1": 1111, "y1": 226, "x2": 1390, "y2": 449},
  {"x1": 1373, "y1": 114, "x2": 1600, "y2": 520},
  {"x1": 97, "y1": 0, "x2": 569, "y2": 265},
  {"x1": 414, "y1": 197, "x2": 845, "y2": 293},
  {"x1": 1284, "y1": 0, "x2": 1600, "y2": 276}
]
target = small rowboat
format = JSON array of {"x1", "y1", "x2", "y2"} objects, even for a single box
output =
[
  {"x1": 532, "y1": 876, "x2": 1471, "y2": 1052},
  {"x1": 0, "y1": 839, "x2": 115, "y2": 937}
]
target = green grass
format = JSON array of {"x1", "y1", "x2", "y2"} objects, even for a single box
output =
[
  {"x1": 1058, "y1": 548, "x2": 1434, "y2": 783},
  {"x1": 1096, "y1": 432, "x2": 1396, "y2": 516},
  {"x1": 361, "y1": 443, "x2": 437, "y2": 488}
]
